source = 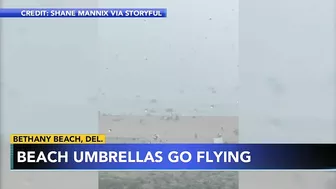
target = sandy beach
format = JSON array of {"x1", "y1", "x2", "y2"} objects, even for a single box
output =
[
  {"x1": 99, "y1": 114, "x2": 239, "y2": 189},
  {"x1": 99, "y1": 113, "x2": 238, "y2": 143}
]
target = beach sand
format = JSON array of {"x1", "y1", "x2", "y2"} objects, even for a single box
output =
[{"x1": 99, "y1": 114, "x2": 239, "y2": 189}]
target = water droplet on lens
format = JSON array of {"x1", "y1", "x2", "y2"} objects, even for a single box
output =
[
  {"x1": 165, "y1": 108, "x2": 173, "y2": 113},
  {"x1": 153, "y1": 134, "x2": 159, "y2": 140},
  {"x1": 150, "y1": 99, "x2": 157, "y2": 103}
]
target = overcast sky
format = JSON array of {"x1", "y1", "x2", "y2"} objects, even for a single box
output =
[{"x1": 1, "y1": 0, "x2": 239, "y2": 134}]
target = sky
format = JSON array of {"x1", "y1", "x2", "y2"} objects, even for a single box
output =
[{"x1": 1, "y1": 0, "x2": 239, "y2": 135}]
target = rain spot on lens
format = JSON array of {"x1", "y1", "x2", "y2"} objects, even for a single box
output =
[
  {"x1": 266, "y1": 77, "x2": 285, "y2": 95},
  {"x1": 233, "y1": 129, "x2": 238, "y2": 136},
  {"x1": 165, "y1": 108, "x2": 173, "y2": 113},
  {"x1": 150, "y1": 99, "x2": 157, "y2": 103},
  {"x1": 269, "y1": 118, "x2": 282, "y2": 127}
]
